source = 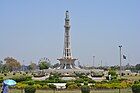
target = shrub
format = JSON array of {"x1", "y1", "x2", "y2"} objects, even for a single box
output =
[
  {"x1": 16, "y1": 83, "x2": 28, "y2": 89},
  {"x1": 90, "y1": 84, "x2": 95, "y2": 88},
  {"x1": 45, "y1": 73, "x2": 63, "y2": 83},
  {"x1": 101, "y1": 80, "x2": 108, "y2": 83},
  {"x1": 75, "y1": 78, "x2": 84, "y2": 83},
  {"x1": 81, "y1": 85, "x2": 90, "y2": 93},
  {"x1": 81, "y1": 81, "x2": 90, "y2": 93},
  {"x1": 66, "y1": 82, "x2": 75, "y2": 88},
  {"x1": 26, "y1": 81, "x2": 35, "y2": 85},
  {"x1": 67, "y1": 84, "x2": 79, "y2": 89},
  {"x1": 95, "y1": 82, "x2": 129, "y2": 89},
  {"x1": 75, "y1": 74, "x2": 94, "y2": 83},
  {"x1": 33, "y1": 81, "x2": 46, "y2": 86},
  {"x1": 132, "y1": 84, "x2": 140, "y2": 93},
  {"x1": 11, "y1": 75, "x2": 32, "y2": 82},
  {"x1": 77, "y1": 83, "x2": 82, "y2": 87},
  {"x1": 24, "y1": 85, "x2": 36, "y2": 93},
  {"x1": 134, "y1": 81, "x2": 139, "y2": 84},
  {"x1": 84, "y1": 81, "x2": 88, "y2": 85},
  {"x1": 111, "y1": 76, "x2": 117, "y2": 80},
  {"x1": 49, "y1": 84, "x2": 56, "y2": 90},
  {"x1": 95, "y1": 83, "x2": 110, "y2": 89},
  {"x1": 42, "y1": 85, "x2": 49, "y2": 89},
  {"x1": 0, "y1": 83, "x2": 2, "y2": 87},
  {"x1": 108, "y1": 70, "x2": 117, "y2": 76},
  {"x1": 120, "y1": 82, "x2": 128, "y2": 89},
  {"x1": 0, "y1": 77, "x2": 3, "y2": 83},
  {"x1": 33, "y1": 84, "x2": 42, "y2": 89},
  {"x1": 109, "y1": 79, "x2": 120, "y2": 83}
]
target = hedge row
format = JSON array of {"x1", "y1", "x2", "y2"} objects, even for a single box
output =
[{"x1": 11, "y1": 75, "x2": 32, "y2": 82}]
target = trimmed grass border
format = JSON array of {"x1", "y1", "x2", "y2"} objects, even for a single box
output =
[{"x1": 9, "y1": 88, "x2": 132, "y2": 93}]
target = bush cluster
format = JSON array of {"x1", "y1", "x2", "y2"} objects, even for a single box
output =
[
  {"x1": 16, "y1": 83, "x2": 28, "y2": 89},
  {"x1": 81, "y1": 85, "x2": 90, "y2": 93},
  {"x1": 75, "y1": 73, "x2": 95, "y2": 83},
  {"x1": 11, "y1": 75, "x2": 32, "y2": 82},
  {"x1": 45, "y1": 73, "x2": 66, "y2": 83},
  {"x1": 0, "y1": 77, "x2": 3, "y2": 83},
  {"x1": 48, "y1": 84, "x2": 56, "y2": 90},
  {"x1": 94, "y1": 82, "x2": 129, "y2": 89},
  {"x1": 132, "y1": 84, "x2": 140, "y2": 93},
  {"x1": 24, "y1": 85, "x2": 36, "y2": 93},
  {"x1": 15, "y1": 80, "x2": 55, "y2": 89},
  {"x1": 66, "y1": 82, "x2": 80, "y2": 89},
  {"x1": 81, "y1": 81, "x2": 90, "y2": 93},
  {"x1": 132, "y1": 81, "x2": 140, "y2": 93}
]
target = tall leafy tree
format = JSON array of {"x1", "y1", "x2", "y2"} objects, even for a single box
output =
[
  {"x1": 28, "y1": 62, "x2": 37, "y2": 71},
  {"x1": 4, "y1": 57, "x2": 21, "y2": 71},
  {"x1": 135, "y1": 64, "x2": 140, "y2": 71},
  {"x1": 38, "y1": 57, "x2": 51, "y2": 70}
]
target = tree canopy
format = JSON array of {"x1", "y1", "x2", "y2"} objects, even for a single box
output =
[
  {"x1": 135, "y1": 64, "x2": 140, "y2": 71},
  {"x1": 28, "y1": 62, "x2": 37, "y2": 71},
  {"x1": 4, "y1": 57, "x2": 21, "y2": 71},
  {"x1": 38, "y1": 58, "x2": 50, "y2": 70}
]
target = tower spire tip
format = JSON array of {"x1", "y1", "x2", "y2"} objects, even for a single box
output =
[{"x1": 65, "y1": 11, "x2": 69, "y2": 19}]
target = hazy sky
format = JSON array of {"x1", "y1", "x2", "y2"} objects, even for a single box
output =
[{"x1": 0, "y1": 0, "x2": 140, "y2": 66}]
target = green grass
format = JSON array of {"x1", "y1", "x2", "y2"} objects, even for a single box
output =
[{"x1": 9, "y1": 89, "x2": 132, "y2": 93}]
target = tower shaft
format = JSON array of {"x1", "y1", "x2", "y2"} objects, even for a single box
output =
[{"x1": 63, "y1": 11, "x2": 72, "y2": 59}]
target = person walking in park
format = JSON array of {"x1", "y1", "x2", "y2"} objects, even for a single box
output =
[{"x1": 1, "y1": 83, "x2": 9, "y2": 93}]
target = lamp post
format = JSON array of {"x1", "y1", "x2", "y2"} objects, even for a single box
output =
[
  {"x1": 119, "y1": 45, "x2": 122, "y2": 79},
  {"x1": 119, "y1": 45, "x2": 122, "y2": 93},
  {"x1": 93, "y1": 56, "x2": 95, "y2": 68}
]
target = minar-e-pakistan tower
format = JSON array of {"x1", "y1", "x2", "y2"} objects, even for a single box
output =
[{"x1": 57, "y1": 11, "x2": 77, "y2": 69}]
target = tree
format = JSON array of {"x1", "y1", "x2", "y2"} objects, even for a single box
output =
[
  {"x1": 53, "y1": 63, "x2": 60, "y2": 68},
  {"x1": 1, "y1": 64, "x2": 9, "y2": 73},
  {"x1": 28, "y1": 62, "x2": 37, "y2": 71},
  {"x1": 4, "y1": 57, "x2": 21, "y2": 71},
  {"x1": 38, "y1": 57, "x2": 51, "y2": 70},
  {"x1": 135, "y1": 64, "x2": 140, "y2": 71},
  {"x1": 108, "y1": 70, "x2": 117, "y2": 76},
  {"x1": 0, "y1": 60, "x2": 3, "y2": 73}
]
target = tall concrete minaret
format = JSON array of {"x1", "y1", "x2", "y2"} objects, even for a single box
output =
[
  {"x1": 58, "y1": 11, "x2": 77, "y2": 69},
  {"x1": 63, "y1": 11, "x2": 72, "y2": 59}
]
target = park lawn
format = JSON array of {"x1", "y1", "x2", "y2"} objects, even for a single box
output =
[{"x1": 10, "y1": 89, "x2": 132, "y2": 93}]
